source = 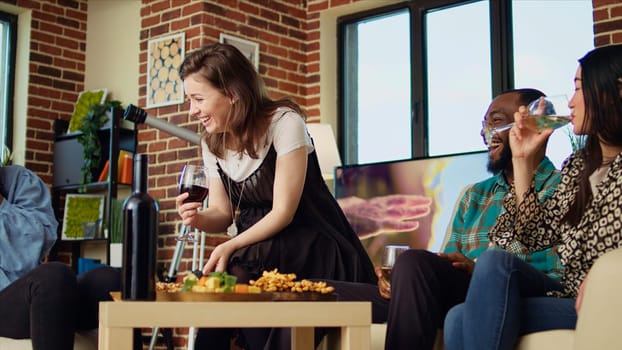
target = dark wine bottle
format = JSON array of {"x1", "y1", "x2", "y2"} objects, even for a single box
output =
[{"x1": 121, "y1": 154, "x2": 159, "y2": 300}]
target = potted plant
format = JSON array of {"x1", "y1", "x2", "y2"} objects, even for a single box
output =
[
  {"x1": 1, "y1": 145, "x2": 12, "y2": 166},
  {"x1": 77, "y1": 100, "x2": 122, "y2": 184}
]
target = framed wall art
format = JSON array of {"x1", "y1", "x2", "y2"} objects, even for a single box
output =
[
  {"x1": 68, "y1": 88, "x2": 108, "y2": 133},
  {"x1": 147, "y1": 32, "x2": 185, "y2": 108},
  {"x1": 61, "y1": 194, "x2": 105, "y2": 240},
  {"x1": 219, "y1": 33, "x2": 259, "y2": 70}
]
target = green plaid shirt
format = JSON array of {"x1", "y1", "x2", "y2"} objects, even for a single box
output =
[{"x1": 443, "y1": 157, "x2": 564, "y2": 280}]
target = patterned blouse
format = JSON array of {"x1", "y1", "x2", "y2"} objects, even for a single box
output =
[{"x1": 490, "y1": 150, "x2": 622, "y2": 297}]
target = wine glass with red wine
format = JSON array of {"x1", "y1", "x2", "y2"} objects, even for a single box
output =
[{"x1": 176, "y1": 164, "x2": 209, "y2": 242}]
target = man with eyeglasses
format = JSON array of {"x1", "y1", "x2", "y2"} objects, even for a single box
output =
[{"x1": 327, "y1": 88, "x2": 564, "y2": 350}]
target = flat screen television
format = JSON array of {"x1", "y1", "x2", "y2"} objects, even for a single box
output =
[{"x1": 334, "y1": 151, "x2": 491, "y2": 265}]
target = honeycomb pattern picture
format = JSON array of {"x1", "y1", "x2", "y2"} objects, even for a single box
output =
[{"x1": 147, "y1": 32, "x2": 185, "y2": 108}]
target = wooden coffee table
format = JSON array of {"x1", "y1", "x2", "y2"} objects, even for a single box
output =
[{"x1": 98, "y1": 300, "x2": 371, "y2": 350}]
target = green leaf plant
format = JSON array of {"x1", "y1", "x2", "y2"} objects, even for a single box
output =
[
  {"x1": 1, "y1": 145, "x2": 13, "y2": 166},
  {"x1": 77, "y1": 100, "x2": 122, "y2": 185},
  {"x1": 565, "y1": 127, "x2": 586, "y2": 152}
]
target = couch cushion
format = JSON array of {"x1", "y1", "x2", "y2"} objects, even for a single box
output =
[
  {"x1": 370, "y1": 323, "x2": 444, "y2": 350},
  {"x1": 515, "y1": 329, "x2": 574, "y2": 349},
  {"x1": 371, "y1": 323, "x2": 574, "y2": 350},
  {"x1": 0, "y1": 330, "x2": 97, "y2": 350}
]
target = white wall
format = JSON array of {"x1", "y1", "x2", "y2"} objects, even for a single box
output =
[
  {"x1": 84, "y1": 0, "x2": 140, "y2": 262},
  {"x1": 85, "y1": 0, "x2": 140, "y2": 105}
]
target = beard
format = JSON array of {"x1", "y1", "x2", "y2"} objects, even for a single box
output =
[{"x1": 487, "y1": 143, "x2": 512, "y2": 175}]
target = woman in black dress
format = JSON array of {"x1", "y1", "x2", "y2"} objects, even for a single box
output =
[{"x1": 177, "y1": 42, "x2": 376, "y2": 349}]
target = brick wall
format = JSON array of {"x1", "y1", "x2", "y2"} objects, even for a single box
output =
[
  {"x1": 593, "y1": 0, "x2": 622, "y2": 45},
  {"x1": 1, "y1": 0, "x2": 87, "y2": 184},
  {"x1": 1, "y1": 0, "x2": 620, "y2": 347}
]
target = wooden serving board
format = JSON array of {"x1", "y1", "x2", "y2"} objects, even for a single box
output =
[
  {"x1": 110, "y1": 291, "x2": 336, "y2": 302},
  {"x1": 156, "y1": 291, "x2": 273, "y2": 302},
  {"x1": 157, "y1": 291, "x2": 337, "y2": 302},
  {"x1": 272, "y1": 292, "x2": 337, "y2": 301}
]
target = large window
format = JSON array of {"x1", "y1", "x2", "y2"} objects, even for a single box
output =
[
  {"x1": 426, "y1": 1, "x2": 491, "y2": 156},
  {"x1": 339, "y1": 0, "x2": 593, "y2": 168},
  {"x1": 511, "y1": 0, "x2": 594, "y2": 168},
  {"x1": 0, "y1": 11, "x2": 16, "y2": 154},
  {"x1": 341, "y1": 8, "x2": 412, "y2": 164}
]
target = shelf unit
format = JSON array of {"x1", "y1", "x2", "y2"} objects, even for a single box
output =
[{"x1": 50, "y1": 107, "x2": 137, "y2": 271}]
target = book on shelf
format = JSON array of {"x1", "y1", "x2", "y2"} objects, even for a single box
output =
[
  {"x1": 96, "y1": 150, "x2": 133, "y2": 184},
  {"x1": 109, "y1": 198, "x2": 125, "y2": 244},
  {"x1": 97, "y1": 160, "x2": 110, "y2": 182}
]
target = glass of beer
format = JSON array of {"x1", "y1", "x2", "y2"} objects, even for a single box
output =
[{"x1": 380, "y1": 245, "x2": 409, "y2": 287}]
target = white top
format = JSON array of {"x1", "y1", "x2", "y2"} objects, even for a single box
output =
[
  {"x1": 202, "y1": 108, "x2": 314, "y2": 181},
  {"x1": 589, "y1": 163, "x2": 611, "y2": 197}
]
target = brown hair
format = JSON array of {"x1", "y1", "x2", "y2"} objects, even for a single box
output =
[{"x1": 179, "y1": 42, "x2": 306, "y2": 159}]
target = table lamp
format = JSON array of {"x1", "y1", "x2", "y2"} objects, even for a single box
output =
[{"x1": 306, "y1": 123, "x2": 342, "y2": 181}]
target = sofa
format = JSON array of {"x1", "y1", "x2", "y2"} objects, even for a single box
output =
[
  {"x1": 0, "y1": 330, "x2": 97, "y2": 350},
  {"x1": 3, "y1": 248, "x2": 620, "y2": 349},
  {"x1": 366, "y1": 247, "x2": 622, "y2": 350}
]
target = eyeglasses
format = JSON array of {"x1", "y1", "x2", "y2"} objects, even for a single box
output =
[{"x1": 482, "y1": 121, "x2": 514, "y2": 146}]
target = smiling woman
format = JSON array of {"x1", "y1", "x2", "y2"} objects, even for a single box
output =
[{"x1": 177, "y1": 42, "x2": 377, "y2": 349}]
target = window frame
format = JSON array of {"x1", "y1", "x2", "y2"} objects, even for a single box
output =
[
  {"x1": 337, "y1": 0, "x2": 516, "y2": 162},
  {"x1": 0, "y1": 10, "x2": 17, "y2": 151}
]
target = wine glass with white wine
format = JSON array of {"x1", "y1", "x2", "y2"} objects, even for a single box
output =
[
  {"x1": 524, "y1": 94, "x2": 571, "y2": 131},
  {"x1": 483, "y1": 94, "x2": 571, "y2": 145},
  {"x1": 176, "y1": 164, "x2": 209, "y2": 242}
]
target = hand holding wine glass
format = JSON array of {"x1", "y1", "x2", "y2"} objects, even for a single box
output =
[
  {"x1": 483, "y1": 94, "x2": 571, "y2": 145},
  {"x1": 176, "y1": 164, "x2": 209, "y2": 242},
  {"x1": 524, "y1": 94, "x2": 571, "y2": 132}
]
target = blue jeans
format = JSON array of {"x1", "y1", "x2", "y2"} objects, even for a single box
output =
[{"x1": 443, "y1": 250, "x2": 577, "y2": 350}]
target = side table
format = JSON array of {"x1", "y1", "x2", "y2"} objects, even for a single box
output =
[{"x1": 99, "y1": 301, "x2": 371, "y2": 350}]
